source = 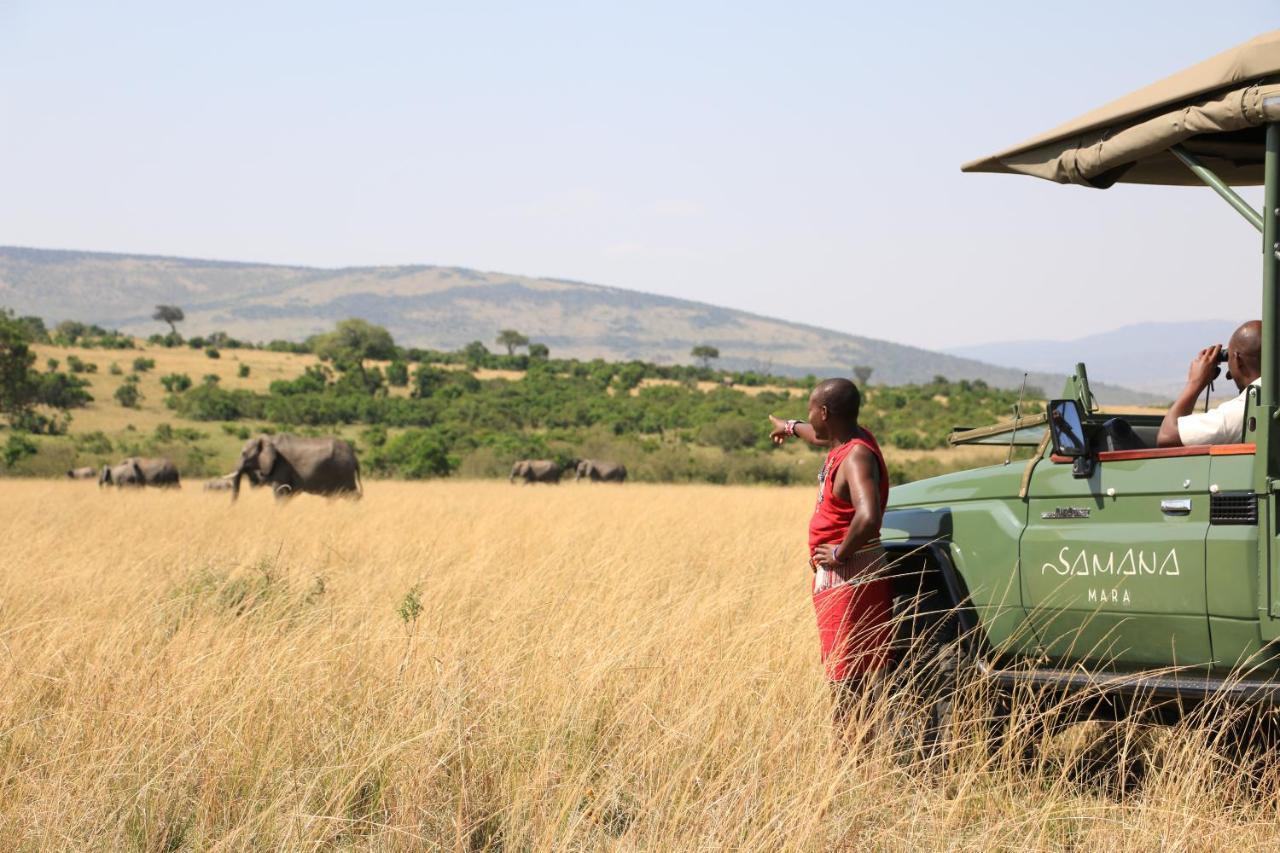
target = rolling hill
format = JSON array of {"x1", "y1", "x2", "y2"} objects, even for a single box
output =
[
  {"x1": 947, "y1": 321, "x2": 1238, "y2": 400},
  {"x1": 0, "y1": 245, "x2": 1161, "y2": 403}
]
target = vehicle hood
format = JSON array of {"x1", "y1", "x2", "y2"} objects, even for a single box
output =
[{"x1": 887, "y1": 463, "x2": 1025, "y2": 509}]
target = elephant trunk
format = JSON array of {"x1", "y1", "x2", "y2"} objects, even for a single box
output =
[{"x1": 232, "y1": 463, "x2": 246, "y2": 501}]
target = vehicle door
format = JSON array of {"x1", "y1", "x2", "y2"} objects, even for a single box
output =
[
  {"x1": 1020, "y1": 432, "x2": 1213, "y2": 670},
  {"x1": 1205, "y1": 447, "x2": 1267, "y2": 675}
]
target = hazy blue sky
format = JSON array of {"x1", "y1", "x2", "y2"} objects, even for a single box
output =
[{"x1": 0, "y1": 2, "x2": 1274, "y2": 349}]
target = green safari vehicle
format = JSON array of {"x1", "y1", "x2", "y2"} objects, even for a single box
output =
[{"x1": 883, "y1": 31, "x2": 1280, "y2": 722}]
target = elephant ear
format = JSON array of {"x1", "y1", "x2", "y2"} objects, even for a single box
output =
[{"x1": 258, "y1": 440, "x2": 278, "y2": 478}]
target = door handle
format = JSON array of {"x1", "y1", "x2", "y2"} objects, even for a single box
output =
[{"x1": 1161, "y1": 499, "x2": 1192, "y2": 515}]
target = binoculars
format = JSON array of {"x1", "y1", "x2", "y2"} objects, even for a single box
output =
[{"x1": 1217, "y1": 347, "x2": 1231, "y2": 363}]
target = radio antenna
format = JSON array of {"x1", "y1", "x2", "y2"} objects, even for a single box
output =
[{"x1": 1006, "y1": 372, "x2": 1028, "y2": 466}]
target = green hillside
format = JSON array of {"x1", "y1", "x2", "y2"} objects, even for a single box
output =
[{"x1": 0, "y1": 314, "x2": 1033, "y2": 486}]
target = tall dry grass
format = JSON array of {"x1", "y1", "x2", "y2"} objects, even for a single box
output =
[{"x1": 0, "y1": 480, "x2": 1277, "y2": 850}]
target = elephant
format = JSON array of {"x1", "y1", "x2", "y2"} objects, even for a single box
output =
[
  {"x1": 99, "y1": 457, "x2": 181, "y2": 488},
  {"x1": 575, "y1": 459, "x2": 627, "y2": 483},
  {"x1": 66, "y1": 467, "x2": 96, "y2": 479},
  {"x1": 509, "y1": 459, "x2": 563, "y2": 484},
  {"x1": 232, "y1": 434, "x2": 362, "y2": 500}
]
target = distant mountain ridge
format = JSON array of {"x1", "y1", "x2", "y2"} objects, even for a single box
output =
[
  {"x1": 0, "y1": 245, "x2": 1161, "y2": 403},
  {"x1": 947, "y1": 320, "x2": 1239, "y2": 400}
]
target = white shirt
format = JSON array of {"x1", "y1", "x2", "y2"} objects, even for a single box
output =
[{"x1": 1177, "y1": 378, "x2": 1260, "y2": 446}]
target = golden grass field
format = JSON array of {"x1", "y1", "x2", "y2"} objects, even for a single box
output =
[{"x1": 2, "y1": 480, "x2": 1278, "y2": 850}]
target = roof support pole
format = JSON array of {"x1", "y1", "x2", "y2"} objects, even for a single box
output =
[
  {"x1": 1258, "y1": 124, "x2": 1280, "y2": 495},
  {"x1": 1170, "y1": 144, "x2": 1264, "y2": 233}
]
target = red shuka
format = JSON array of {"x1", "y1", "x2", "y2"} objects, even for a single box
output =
[
  {"x1": 809, "y1": 430, "x2": 889, "y2": 555},
  {"x1": 808, "y1": 430, "x2": 894, "y2": 681}
]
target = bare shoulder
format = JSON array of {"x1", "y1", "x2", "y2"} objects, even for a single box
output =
[{"x1": 847, "y1": 443, "x2": 880, "y2": 481}]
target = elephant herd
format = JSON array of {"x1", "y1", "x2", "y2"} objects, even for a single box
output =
[
  {"x1": 69, "y1": 434, "x2": 364, "y2": 500},
  {"x1": 509, "y1": 458, "x2": 627, "y2": 484},
  {"x1": 66, "y1": 433, "x2": 619, "y2": 494}
]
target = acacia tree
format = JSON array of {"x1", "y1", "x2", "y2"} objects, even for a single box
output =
[
  {"x1": 690, "y1": 345, "x2": 720, "y2": 369},
  {"x1": 0, "y1": 310, "x2": 38, "y2": 425},
  {"x1": 0, "y1": 310, "x2": 89, "y2": 433},
  {"x1": 309, "y1": 319, "x2": 397, "y2": 390},
  {"x1": 153, "y1": 305, "x2": 185, "y2": 336},
  {"x1": 853, "y1": 365, "x2": 874, "y2": 386},
  {"x1": 496, "y1": 329, "x2": 529, "y2": 357}
]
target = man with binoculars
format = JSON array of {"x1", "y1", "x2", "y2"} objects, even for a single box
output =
[{"x1": 1157, "y1": 320, "x2": 1262, "y2": 447}]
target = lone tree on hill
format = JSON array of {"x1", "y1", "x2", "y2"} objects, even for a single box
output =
[
  {"x1": 691, "y1": 344, "x2": 720, "y2": 369},
  {"x1": 528, "y1": 342, "x2": 550, "y2": 360},
  {"x1": 496, "y1": 329, "x2": 529, "y2": 357},
  {"x1": 853, "y1": 365, "x2": 874, "y2": 387},
  {"x1": 153, "y1": 305, "x2": 185, "y2": 336},
  {"x1": 309, "y1": 318, "x2": 397, "y2": 385}
]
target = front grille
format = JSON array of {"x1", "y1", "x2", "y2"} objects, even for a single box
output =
[{"x1": 1210, "y1": 492, "x2": 1258, "y2": 525}]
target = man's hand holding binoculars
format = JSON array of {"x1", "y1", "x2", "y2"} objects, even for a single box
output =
[{"x1": 1187, "y1": 344, "x2": 1226, "y2": 392}]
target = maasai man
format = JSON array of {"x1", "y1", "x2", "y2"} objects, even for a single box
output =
[{"x1": 770, "y1": 378, "x2": 894, "y2": 729}]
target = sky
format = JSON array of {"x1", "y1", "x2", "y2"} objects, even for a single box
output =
[{"x1": 0, "y1": 1, "x2": 1275, "y2": 350}]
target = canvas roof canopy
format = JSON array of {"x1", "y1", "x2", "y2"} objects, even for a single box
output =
[{"x1": 964, "y1": 31, "x2": 1280, "y2": 188}]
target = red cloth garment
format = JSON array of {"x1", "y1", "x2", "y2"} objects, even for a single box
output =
[
  {"x1": 807, "y1": 430, "x2": 894, "y2": 681},
  {"x1": 808, "y1": 429, "x2": 889, "y2": 556}
]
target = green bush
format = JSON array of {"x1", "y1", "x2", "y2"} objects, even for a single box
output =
[
  {"x1": 66, "y1": 354, "x2": 97, "y2": 374},
  {"x1": 205, "y1": 347, "x2": 221, "y2": 359},
  {"x1": 237, "y1": 363, "x2": 250, "y2": 378},
  {"x1": 160, "y1": 373, "x2": 193, "y2": 393},
  {"x1": 270, "y1": 366, "x2": 329, "y2": 396},
  {"x1": 114, "y1": 380, "x2": 142, "y2": 408},
  {"x1": 132, "y1": 356, "x2": 156, "y2": 373},
  {"x1": 108, "y1": 362, "x2": 123, "y2": 376},
  {"x1": 74, "y1": 431, "x2": 114, "y2": 455},
  {"x1": 2, "y1": 433, "x2": 37, "y2": 468},
  {"x1": 360, "y1": 424, "x2": 388, "y2": 448},
  {"x1": 386, "y1": 361, "x2": 409, "y2": 387},
  {"x1": 368, "y1": 429, "x2": 454, "y2": 478},
  {"x1": 167, "y1": 384, "x2": 264, "y2": 421},
  {"x1": 36, "y1": 372, "x2": 92, "y2": 408},
  {"x1": 696, "y1": 416, "x2": 761, "y2": 451}
]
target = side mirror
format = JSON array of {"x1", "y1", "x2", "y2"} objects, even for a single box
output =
[{"x1": 1048, "y1": 399, "x2": 1095, "y2": 479}]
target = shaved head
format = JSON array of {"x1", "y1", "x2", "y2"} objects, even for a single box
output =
[
  {"x1": 812, "y1": 378, "x2": 861, "y2": 424},
  {"x1": 1230, "y1": 320, "x2": 1261, "y2": 364},
  {"x1": 1228, "y1": 319, "x2": 1262, "y2": 386}
]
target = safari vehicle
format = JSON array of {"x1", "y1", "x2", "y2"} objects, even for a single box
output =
[{"x1": 883, "y1": 31, "x2": 1280, "y2": 723}]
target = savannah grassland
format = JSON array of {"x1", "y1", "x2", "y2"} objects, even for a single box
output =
[
  {"x1": 16, "y1": 342, "x2": 1015, "y2": 482},
  {"x1": 2, "y1": 480, "x2": 1278, "y2": 850}
]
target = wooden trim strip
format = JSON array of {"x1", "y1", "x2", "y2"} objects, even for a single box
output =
[
  {"x1": 1210, "y1": 443, "x2": 1257, "y2": 456},
  {"x1": 1097, "y1": 445, "x2": 1212, "y2": 462},
  {"x1": 1051, "y1": 443, "x2": 1256, "y2": 464}
]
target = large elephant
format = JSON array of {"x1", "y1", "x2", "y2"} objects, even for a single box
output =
[
  {"x1": 232, "y1": 434, "x2": 362, "y2": 500},
  {"x1": 99, "y1": 457, "x2": 181, "y2": 488},
  {"x1": 575, "y1": 459, "x2": 627, "y2": 483},
  {"x1": 509, "y1": 459, "x2": 563, "y2": 484}
]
